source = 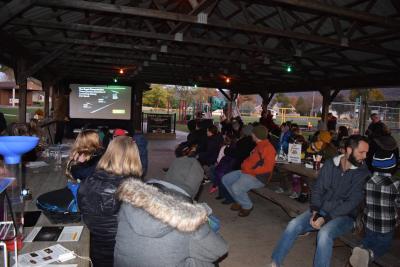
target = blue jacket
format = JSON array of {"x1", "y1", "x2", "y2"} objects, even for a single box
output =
[
  {"x1": 279, "y1": 131, "x2": 292, "y2": 154},
  {"x1": 133, "y1": 133, "x2": 148, "y2": 177},
  {"x1": 310, "y1": 155, "x2": 370, "y2": 221}
]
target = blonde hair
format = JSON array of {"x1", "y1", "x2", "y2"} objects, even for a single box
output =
[
  {"x1": 97, "y1": 136, "x2": 142, "y2": 177},
  {"x1": 70, "y1": 129, "x2": 102, "y2": 159}
]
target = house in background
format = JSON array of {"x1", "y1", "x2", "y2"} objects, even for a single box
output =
[{"x1": 0, "y1": 65, "x2": 44, "y2": 106}]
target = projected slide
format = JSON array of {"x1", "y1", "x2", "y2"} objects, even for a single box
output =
[{"x1": 69, "y1": 84, "x2": 131, "y2": 120}]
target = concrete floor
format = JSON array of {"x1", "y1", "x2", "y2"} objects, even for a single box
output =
[{"x1": 145, "y1": 131, "x2": 353, "y2": 267}]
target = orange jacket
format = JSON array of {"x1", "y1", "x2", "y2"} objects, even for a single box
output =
[{"x1": 241, "y1": 139, "x2": 276, "y2": 177}]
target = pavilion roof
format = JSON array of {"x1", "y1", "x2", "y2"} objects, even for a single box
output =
[{"x1": 1, "y1": 0, "x2": 400, "y2": 94}]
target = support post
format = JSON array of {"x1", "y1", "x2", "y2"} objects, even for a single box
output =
[
  {"x1": 359, "y1": 90, "x2": 369, "y2": 134},
  {"x1": 133, "y1": 82, "x2": 146, "y2": 132},
  {"x1": 42, "y1": 78, "x2": 51, "y2": 118},
  {"x1": 15, "y1": 57, "x2": 28, "y2": 123},
  {"x1": 260, "y1": 91, "x2": 274, "y2": 114},
  {"x1": 320, "y1": 88, "x2": 331, "y2": 129}
]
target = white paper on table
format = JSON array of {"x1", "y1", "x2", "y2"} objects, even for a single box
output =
[
  {"x1": 58, "y1": 226, "x2": 84, "y2": 242},
  {"x1": 26, "y1": 161, "x2": 49, "y2": 168},
  {"x1": 288, "y1": 143, "x2": 302, "y2": 164},
  {"x1": 18, "y1": 244, "x2": 74, "y2": 267}
]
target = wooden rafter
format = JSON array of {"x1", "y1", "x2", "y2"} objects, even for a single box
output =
[
  {"x1": 11, "y1": 19, "x2": 399, "y2": 72},
  {"x1": 0, "y1": 0, "x2": 36, "y2": 27},
  {"x1": 33, "y1": 0, "x2": 400, "y2": 56},
  {"x1": 251, "y1": 0, "x2": 400, "y2": 29}
]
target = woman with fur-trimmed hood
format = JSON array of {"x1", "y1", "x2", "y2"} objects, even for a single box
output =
[{"x1": 114, "y1": 156, "x2": 228, "y2": 267}]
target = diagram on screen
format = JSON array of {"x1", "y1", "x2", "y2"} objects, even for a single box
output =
[{"x1": 69, "y1": 84, "x2": 131, "y2": 120}]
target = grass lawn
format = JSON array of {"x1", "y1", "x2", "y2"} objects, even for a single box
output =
[{"x1": 0, "y1": 106, "x2": 43, "y2": 125}]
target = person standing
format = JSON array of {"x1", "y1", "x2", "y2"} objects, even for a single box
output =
[
  {"x1": 222, "y1": 125, "x2": 276, "y2": 217},
  {"x1": 365, "y1": 113, "x2": 387, "y2": 139},
  {"x1": 271, "y1": 135, "x2": 370, "y2": 267}
]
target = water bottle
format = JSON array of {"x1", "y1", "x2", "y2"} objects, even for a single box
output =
[{"x1": 56, "y1": 145, "x2": 62, "y2": 166}]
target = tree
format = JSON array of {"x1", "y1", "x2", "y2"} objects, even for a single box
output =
[
  {"x1": 173, "y1": 85, "x2": 196, "y2": 111},
  {"x1": 272, "y1": 93, "x2": 290, "y2": 107},
  {"x1": 192, "y1": 88, "x2": 218, "y2": 103},
  {"x1": 142, "y1": 84, "x2": 169, "y2": 108},
  {"x1": 349, "y1": 89, "x2": 384, "y2": 101},
  {"x1": 295, "y1": 96, "x2": 311, "y2": 115},
  {"x1": 331, "y1": 93, "x2": 350, "y2": 117}
]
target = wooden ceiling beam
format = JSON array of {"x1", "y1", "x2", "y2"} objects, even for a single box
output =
[
  {"x1": 250, "y1": 0, "x2": 400, "y2": 29},
  {"x1": 12, "y1": 19, "x2": 398, "y2": 71},
  {"x1": 34, "y1": 0, "x2": 400, "y2": 56},
  {"x1": 0, "y1": 0, "x2": 36, "y2": 27}
]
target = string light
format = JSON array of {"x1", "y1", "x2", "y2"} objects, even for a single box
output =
[
  {"x1": 225, "y1": 77, "x2": 231, "y2": 83},
  {"x1": 119, "y1": 69, "x2": 124, "y2": 74},
  {"x1": 284, "y1": 64, "x2": 293, "y2": 73},
  {"x1": 113, "y1": 78, "x2": 118, "y2": 83}
]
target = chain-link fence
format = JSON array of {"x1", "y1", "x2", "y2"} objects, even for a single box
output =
[{"x1": 331, "y1": 101, "x2": 400, "y2": 141}]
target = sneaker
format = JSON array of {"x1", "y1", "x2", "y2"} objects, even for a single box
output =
[
  {"x1": 202, "y1": 179, "x2": 211, "y2": 185},
  {"x1": 208, "y1": 186, "x2": 218, "y2": 194},
  {"x1": 289, "y1": 192, "x2": 300, "y2": 199},
  {"x1": 274, "y1": 187, "x2": 284, "y2": 194},
  {"x1": 349, "y1": 247, "x2": 370, "y2": 267}
]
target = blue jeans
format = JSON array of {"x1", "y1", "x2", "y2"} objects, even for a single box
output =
[
  {"x1": 221, "y1": 170, "x2": 264, "y2": 209},
  {"x1": 361, "y1": 228, "x2": 394, "y2": 259},
  {"x1": 272, "y1": 210, "x2": 354, "y2": 267}
]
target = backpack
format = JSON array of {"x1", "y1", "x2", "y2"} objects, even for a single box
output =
[{"x1": 36, "y1": 187, "x2": 81, "y2": 224}]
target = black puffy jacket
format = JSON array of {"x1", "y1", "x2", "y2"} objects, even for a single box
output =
[{"x1": 78, "y1": 169, "x2": 131, "y2": 267}]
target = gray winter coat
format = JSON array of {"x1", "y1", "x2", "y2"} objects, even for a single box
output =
[{"x1": 114, "y1": 179, "x2": 228, "y2": 267}]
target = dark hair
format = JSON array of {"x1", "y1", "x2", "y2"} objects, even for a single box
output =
[
  {"x1": 207, "y1": 125, "x2": 219, "y2": 136},
  {"x1": 370, "y1": 113, "x2": 378, "y2": 119},
  {"x1": 345, "y1": 135, "x2": 369, "y2": 150},
  {"x1": 337, "y1": 126, "x2": 349, "y2": 140}
]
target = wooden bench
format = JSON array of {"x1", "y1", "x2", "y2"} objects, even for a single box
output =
[{"x1": 251, "y1": 186, "x2": 399, "y2": 267}]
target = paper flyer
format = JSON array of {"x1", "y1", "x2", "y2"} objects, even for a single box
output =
[{"x1": 18, "y1": 244, "x2": 74, "y2": 267}]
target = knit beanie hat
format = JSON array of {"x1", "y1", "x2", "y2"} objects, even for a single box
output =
[
  {"x1": 242, "y1": 124, "x2": 254, "y2": 137},
  {"x1": 252, "y1": 125, "x2": 268, "y2": 140},
  {"x1": 164, "y1": 156, "x2": 204, "y2": 198},
  {"x1": 372, "y1": 135, "x2": 398, "y2": 173}
]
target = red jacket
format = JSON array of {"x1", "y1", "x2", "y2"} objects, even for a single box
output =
[{"x1": 241, "y1": 139, "x2": 276, "y2": 177}]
